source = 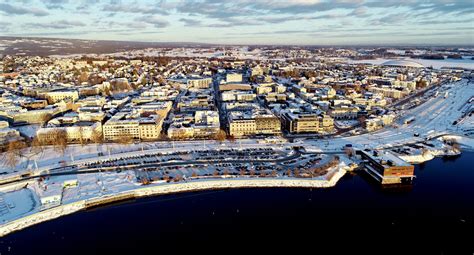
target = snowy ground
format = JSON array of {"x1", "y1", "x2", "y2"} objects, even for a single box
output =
[
  {"x1": 335, "y1": 120, "x2": 359, "y2": 129},
  {"x1": 347, "y1": 57, "x2": 474, "y2": 70},
  {"x1": 0, "y1": 188, "x2": 39, "y2": 223},
  {"x1": 13, "y1": 124, "x2": 41, "y2": 139}
]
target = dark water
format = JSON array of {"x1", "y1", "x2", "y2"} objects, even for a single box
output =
[{"x1": 1, "y1": 153, "x2": 473, "y2": 254}]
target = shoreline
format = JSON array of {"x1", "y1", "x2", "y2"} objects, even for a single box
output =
[{"x1": 0, "y1": 168, "x2": 346, "y2": 237}]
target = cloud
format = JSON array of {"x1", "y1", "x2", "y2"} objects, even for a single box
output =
[
  {"x1": 0, "y1": 21, "x2": 11, "y2": 32},
  {"x1": 350, "y1": 6, "x2": 368, "y2": 17},
  {"x1": 102, "y1": 2, "x2": 168, "y2": 15},
  {"x1": 0, "y1": 3, "x2": 48, "y2": 16},
  {"x1": 41, "y1": 0, "x2": 69, "y2": 9},
  {"x1": 179, "y1": 18, "x2": 202, "y2": 27},
  {"x1": 25, "y1": 20, "x2": 87, "y2": 29},
  {"x1": 370, "y1": 13, "x2": 409, "y2": 26},
  {"x1": 137, "y1": 15, "x2": 169, "y2": 28}
]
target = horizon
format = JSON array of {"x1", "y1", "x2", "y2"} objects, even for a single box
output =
[
  {"x1": 2, "y1": 36, "x2": 474, "y2": 48},
  {"x1": 0, "y1": 0, "x2": 473, "y2": 45}
]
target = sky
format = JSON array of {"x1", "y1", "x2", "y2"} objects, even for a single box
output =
[{"x1": 0, "y1": 0, "x2": 473, "y2": 45}]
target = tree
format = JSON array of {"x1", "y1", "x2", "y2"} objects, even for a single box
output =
[
  {"x1": 30, "y1": 137, "x2": 45, "y2": 155},
  {"x1": 78, "y1": 126, "x2": 85, "y2": 145},
  {"x1": 159, "y1": 133, "x2": 170, "y2": 141},
  {"x1": 357, "y1": 116, "x2": 367, "y2": 127},
  {"x1": 294, "y1": 169, "x2": 300, "y2": 178},
  {"x1": 141, "y1": 177, "x2": 150, "y2": 185},
  {"x1": 174, "y1": 174, "x2": 183, "y2": 182},
  {"x1": 46, "y1": 129, "x2": 68, "y2": 154},
  {"x1": 213, "y1": 170, "x2": 219, "y2": 177},
  {"x1": 286, "y1": 169, "x2": 292, "y2": 177},
  {"x1": 3, "y1": 140, "x2": 26, "y2": 169},
  {"x1": 91, "y1": 130, "x2": 103, "y2": 144},
  {"x1": 344, "y1": 147, "x2": 354, "y2": 158},
  {"x1": 213, "y1": 129, "x2": 227, "y2": 142},
  {"x1": 227, "y1": 135, "x2": 236, "y2": 143},
  {"x1": 78, "y1": 71, "x2": 89, "y2": 83},
  {"x1": 39, "y1": 113, "x2": 53, "y2": 126},
  {"x1": 117, "y1": 134, "x2": 134, "y2": 144}
]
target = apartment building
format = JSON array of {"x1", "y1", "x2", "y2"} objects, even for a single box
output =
[
  {"x1": 282, "y1": 113, "x2": 319, "y2": 134},
  {"x1": 45, "y1": 90, "x2": 79, "y2": 103}
]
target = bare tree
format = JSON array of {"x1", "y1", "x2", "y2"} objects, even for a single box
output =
[
  {"x1": 117, "y1": 134, "x2": 134, "y2": 144},
  {"x1": 3, "y1": 140, "x2": 27, "y2": 169},
  {"x1": 78, "y1": 126, "x2": 85, "y2": 146},
  {"x1": 50, "y1": 129, "x2": 68, "y2": 154},
  {"x1": 91, "y1": 130, "x2": 103, "y2": 144},
  {"x1": 344, "y1": 147, "x2": 354, "y2": 158},
  {"x1": 173, "y1": 174, "x2": 183, "y2": 182},
  {"x1": 39, "y1": 113, "x2": 53, "y2": 126},
  {"x1": 227, "y1": 135, "x2": 236, "y2": 143},
  {"x1": 30, "y1": 137, "x2": 45, "y2": 155},
  {"x1": 141, "y1": 177, "x2": 150, "y2": 185},
  {"x1": 213, "y1": 129, "x2": 227, "y2": 142},
  {"x1": 294, "y1": 169, "x2": 300, "y2": 178}
]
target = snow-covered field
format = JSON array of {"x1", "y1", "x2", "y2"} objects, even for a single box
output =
[
  {"x1": 348, "y1": 57, "x2": 474, "y2": 70},
  {"x1": 0, "y1": 188, "x2": 39, "y2": 223},
  {"x1": 13, "y1": 125, "x2": 41, "y2": 139}
]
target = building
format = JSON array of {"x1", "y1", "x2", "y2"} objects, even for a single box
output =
[
  {"x1": 359, "y1": 150, "x2": 415, "y2": 184},
  {"x1": 329, "y1": 106, "x2": 359, "y2": 120},
  {"x1": 0, "y1": 121, "x2": 21, "y2": 144},
  {"x1": 254, "y1": 112, "x2": 281, "y2": 135},
  {"x1": 45, "y1": 91, "x2": 79, "y2": 103},
  {"x1": 103, "y1": 112, "x2": 164, "y2": 141},
  {"x1": 226, "y1": 73, "x2": 243, "y2": 83},
  {"x1": 251, "y1": 66, "x2": 263, "y2": 76},
  {"x1": 282, "y1": 113, "x2": 319, "y2": 134},
  {"x1": 20, "y1": 100, "x2": 48, "y2": 109},
  {"x1": 187, "y1": 77, "x2": 212, "y2": 89},
  {"x1": 168, "y1": 111, "x2": 220, "y2": 139},
  {"x1": 228, "y1": 112, "x2": 256, "y2": 138},
  {"x1": 37, "y1": 122, "x2": 102, "y2": 143},
  {"x1": 228, "y1": 110, "x2": 281, "y2": 138},
  {"x1": 368, "y1": 87, "x2": 408, "y2": 99},
  {"x1": 319, "y1": 115, "x2": 335, "y2": 132},
  {"x1": 365, "y1": 114, "x2": 395, "y2": 132}
]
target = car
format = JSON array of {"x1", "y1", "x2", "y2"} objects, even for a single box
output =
[{"x1": 414, "y1": 133, "x2": 420, "y2": 137}]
